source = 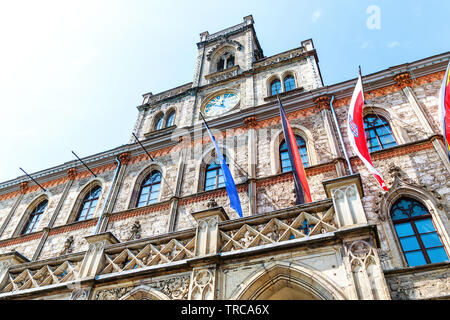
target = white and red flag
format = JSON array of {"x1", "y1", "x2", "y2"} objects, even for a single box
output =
[
  {"x1": 347, "y1": 70, "x2": 389, "y2": 191},
  {"x1": 439, "y1": 61, "x2": 450, "y2": 162}
]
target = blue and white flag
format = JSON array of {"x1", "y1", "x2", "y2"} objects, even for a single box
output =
[{"x1": 201, "y1": 116, "x2": 243, "y2": 217}]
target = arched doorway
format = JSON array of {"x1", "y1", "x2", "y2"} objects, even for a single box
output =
[{"x1": 231, "y1": 262, "x2": 346, "y2": 300}]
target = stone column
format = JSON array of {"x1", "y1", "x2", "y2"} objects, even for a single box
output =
[
  {"x1": 168, "y1": 148, "x2": 186, "y2": 232},
  {"x1": 96, "y1": 152, "x2": 130, "y2": 234},
  {"x1": 32, "y1": 168, "x2": 77, "y2": 261},
  {"x1": 0, "y1": 182, "x2": 28, "y2": 238},
  {"x1": 315, "y1": 95, "x2": 346, "y2": 176},
  {"x1": 244, "y1": 117, "x2": 258, "y2": 215},
  {"x1": 343, "y1": 238, "x2": 391, "y2": 300},
  {"x1": 323, "y1": 174, "x2": 367, "y2": 228},
  {"x1": 191, "y1": 206, "x2": 229, "y2": 257},
  {"x1": 0, "y1": 251, "x2": 29, "y2": 290},
  {"x1": 78, "y1": 232, "x2": 119, "y2": 279},
  {"x1": 394, "y1": 73, "x2": 450, "y2": 174}
]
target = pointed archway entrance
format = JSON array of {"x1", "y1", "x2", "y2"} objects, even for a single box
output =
[{"x1": 230, "y1": 262, "x2": 346, "y2": 300}]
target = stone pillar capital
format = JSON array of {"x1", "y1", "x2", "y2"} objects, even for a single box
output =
[
  {"x1": 118, "y1": 152, "x2": 131, "y2": 165},
  {"x1": 19, "y1": 182, "x2": 29, "y2": 194},
  {"x1": 394, "y1": 72, "x2": 412, "y2": 89},
  {"x1": 314, "y1": 94, "x2": 331, "y2": 110},
  {"x1": 191, "y1": 207, "x2": 229, "y2": 257},
  {"x1": 243, "y1": 116, "x2": 258, "y2": 129},
  {"x1": 67, "y1": 168, "x2": 77, "y2": 180}
]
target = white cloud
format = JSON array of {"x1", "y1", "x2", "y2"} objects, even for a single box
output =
[
  {"x1": 387, "y1": 41, "x2": 400, "y2": 48},
  {"x1": 312, "y1": 9, "x2": 321, "y2": 23}
]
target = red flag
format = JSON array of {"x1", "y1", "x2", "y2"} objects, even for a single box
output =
[
  {"x1": 278, "y1": 96, "x2": 312, "y2": 203},
  {"x1": 347, "y1": 72, "x2": 389, "y2": 191},
  {"x1": 439, "y1": 61, "x2": 450, "y2": 161}
]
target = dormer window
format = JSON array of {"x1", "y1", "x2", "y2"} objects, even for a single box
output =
[{"x1": 217, "y1": 52, "x2": 235, "y2": 72}]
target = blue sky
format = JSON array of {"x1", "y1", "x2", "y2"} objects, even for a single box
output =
[{"x1": 0, "y1": 0, "x2": 449, "y2": 183}]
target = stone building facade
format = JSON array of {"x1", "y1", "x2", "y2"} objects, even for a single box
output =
[{"x1": 0, "y1": 16, "x2": 448, "y2": 300}]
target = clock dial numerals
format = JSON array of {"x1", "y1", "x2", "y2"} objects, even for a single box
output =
[{"x1": 203, "y1": 92, "x2": 239, "y2": 116}]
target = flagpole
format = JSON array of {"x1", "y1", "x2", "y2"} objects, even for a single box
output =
[{"x1": 330, "y1": 95, "x2": 354, "y2": 174}]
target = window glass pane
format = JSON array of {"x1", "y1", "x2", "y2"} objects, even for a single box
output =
[
  {"x1": 399, "y1": 236, "x2": 421, "y2": 251},
  {"x1": 206, "y1": 171, "x2": 217, "y2": 179},
  {"x1": 420, "y1": 233, "x2": 443, "y2": 248},
  {"x1": 426, "y1": 247, "x2": 449, "y2": 264},
  {"x1": 151, "y1": 184, "x2": 160, "y2": 191},
  {"x1": 404, "y1": 251, "x2": 427, "y2": 267},
  {"x1": 415, "y1": 219, "x2": 436, "y2": 233},
  {"x1": 411, "y1": 204, "x2": 428, "y2": 217},
  {"x1": 140, "y1": 186, "x2": 150, "y2": 195},
  {"x1": 394, "y1": 223, "x2": 415, "y2": 237}
]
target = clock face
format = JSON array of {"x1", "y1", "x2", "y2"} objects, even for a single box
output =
[{"x1": 203, "y1": 92, "x2": 239, "y2": 117}]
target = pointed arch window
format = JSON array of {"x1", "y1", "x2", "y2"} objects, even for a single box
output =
[
  {"x1": 166, "y1": 110, "x2": 175, "y2": 127},
  {"x1": 204, "y1": 157, "x2": 226, "y2": 191},
  {"x1": 76, "y1": 185, "x2": 101, "y2": 221},
  {"x1": 271, "y1": 79, "x2": 281, "y2": 96},
  {"x1": 154, "y1": 114, "x2": 164, "y2": 131},
  {"x1": 137, "y1": 171, "x2": 162, "y2": 207},
  {"x1": 217, "y1": 52, "x2": 235, "y2": 72},
  {"x1": 280, "y1": 135, "x2": 309, "y2": 172},
  {"x1": 391, "y1": 197, "x2": 449, "y2": 267},
  {"x1": 363, "y1": 114, "x2": 397, "y2": 152},
  {"x1": 284, "y1": 75, "x2": 296, "y2": 92},
  {"x1": 22, "y1": 199, "x2": 48, "y2": 235}
]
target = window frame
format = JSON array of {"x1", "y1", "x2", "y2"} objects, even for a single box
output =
[
  {"x1": 283, "y1": 75, "x2": 296, "y2": 92},
  {"x1": 279, "y1": 135, "x2": 309, "y2": 173},
  {"x1": 270, "y1": 79, "x2": 282, "y2": 96},
  {"x1": 204, "y1": 158, "x2": 226, "y2": 191},
  {"x1": 363, "y1": 114, "x2": 397, "y2": 152},
  {"x1": 76, "y1": 185, "x2": 102, "y2": 221},
  {"x1": 391, "y1": 197, "x2": 449, "y2": 266},
  {"x1": 21, "y1": 199, "x2": 48, "y2": 235},
  {"x1": 136, "y1": 170, "x2": 162, "y2": 208}
]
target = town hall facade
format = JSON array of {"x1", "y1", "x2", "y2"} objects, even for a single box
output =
[{"x1": 0, "y1": 16, "x2": 448, "y2": 300}]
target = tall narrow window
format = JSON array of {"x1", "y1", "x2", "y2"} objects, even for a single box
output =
[
  {"x1": 216, "y1": 52, "x2": 235, "y2": 72},
  {"x1": 76, "y1": 185, "x2": 101, "y2": 221},
  {"x1": 22, "y1": 199, "x2": 48, "y2": 235},
  {"x1": 166, "y1": 111, "x2": 175, "y2": 127},
  {"x1": 154, "y1": 114, "x2": 164, "y2": 131},
  {"x1": 284, "y1": 75, "x2": 296, "y2": 92},
  {"x1": 280, "y1": 135, "x2": 309, "y2": 172},
  {"x1": 271, "y1": 79, "x2": 281, "y2": 96},
  {"x1": 204, "y1": 158, "x2": 226, "y2": 191},
  {"x1": 391, "y1": 197, "x2": 449, "y2": 267},
  {"x1": 363, "y1": 114, "x2": 397, "y2": 152},
  {"x1": 137, "y1": 171, "x2": 162, "y2": 207}
]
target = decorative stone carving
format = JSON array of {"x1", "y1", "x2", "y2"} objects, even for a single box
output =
[
  {"x1": 60, "y1": 236, "x2": 74, "y2": 255},
  {"x1": 314, "y1": 95, "x2": 331, "y2": 110},
  {"x1": 70, "y1": 288, "x2": 90, "y2": 300},
  {"x1": 95, "y1": 286, "x2": 133, "y2": 300},
  {"x1": 394, "y1": 72, "x2": 412, "y2": 89},
  {"x1": 206, "y1": 39, "x2": 243, "y2": 60},
  {"x1": 243, "y1": 116, "x2": 257, "y2": 129},
  {"x1": 119, "y1": 152, "x2": 131, "y2": 165},
  {"x1": 128, "y1": 220, "x2": 141, "y2": 241},
  {"x1": 67, "y1": 168, "x2": 77, "y2": 180},
  {"x1": 189, "y1": 268, "x2": 215, "y2": 300},
  {"x1": 151, "y1": 275, "x2": 190, "y2": 300},
  {"x1": 19, "y1": 182, "x2": 29, "y2": 194},
  {"x1": 206, "y1": 198, "x2": 218, "y2": 208}
]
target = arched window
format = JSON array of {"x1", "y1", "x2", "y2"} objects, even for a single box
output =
[
  {"x1": 271, "y1": 79, "x2": 281, "y2": 96},
  {"x1": 284, "y1": 76, "x2": 296, "y2": 92},
  {"x1": 216, "y1": 52, "x2": 234, "y2": 72},
  {"x1": 391, "y1": 197, "x2": 449, "y2": 267},
  {"x1": 280, "y1": 135, "x2": 309, "y2": 172},
  {"x1": 363, "y1": 114, "x2": 397, "y2": 152},
  {"x1": 76, "y1": 185, "x2": 101, "y2": 221},
  {"x1": 154, "y1": 114, "x2": 164, "y2": 131},
  {"x1": 21, "y1": 199, "x2": 48, "y2": 235},
  {"x1": 204, "y1": 158, "x2": 226, "y2": 191},
  {"x1": 137, "y1": 171, "x2": 162, "y2": 207},
  {"x1": 166, "y1": 111, "x2": 175, "y2": 127}
]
